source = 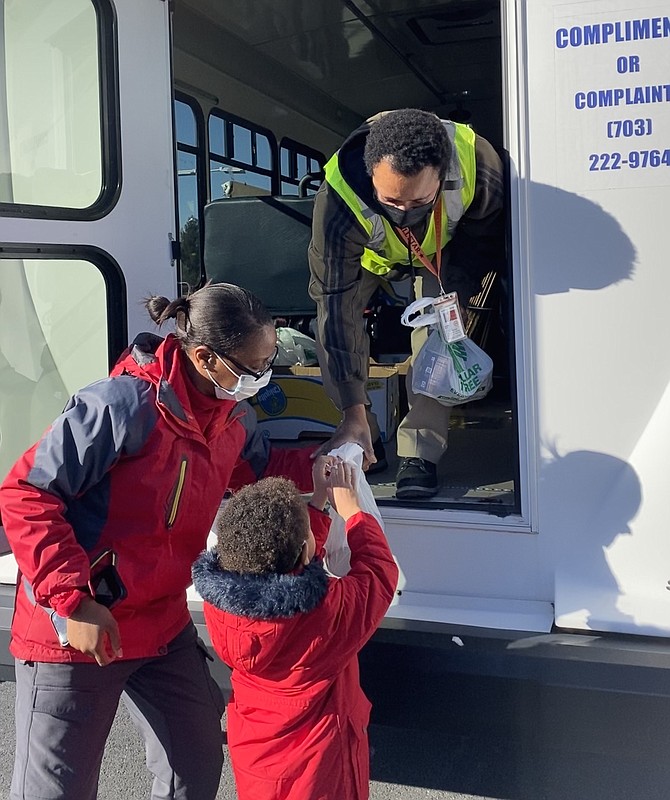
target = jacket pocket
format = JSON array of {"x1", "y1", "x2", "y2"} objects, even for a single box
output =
[{"x1": 165, "y1": 457, "x2": 188, "y2": 529}]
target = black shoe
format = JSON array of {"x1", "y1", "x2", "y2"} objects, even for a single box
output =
[
  {"x1": 395, "y1": 457, "x2": 438, "y2": 499},
  {"x1": 366, "y1": 438, "x2": 388, "y2": 475}
]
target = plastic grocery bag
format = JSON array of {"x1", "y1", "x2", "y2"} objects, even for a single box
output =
[
  {"x1": 401, "y1": 297, "x2": 493, "y2": 407},
  {"x1": 412, "y1": 329, "x2": 493, "y2": 406},
  {"x1": 322, "y1": 442, "x2": 384, "y2": 578},
  {"x1": 275, "y1": 327, "x2": 319, "y2": 366}
]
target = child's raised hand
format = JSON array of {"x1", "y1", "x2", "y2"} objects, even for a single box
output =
[
  {"x1": 327, "y1": 460, "x2": 361, "y2": 521},
  {"x1": 310, "y1": 455, "x2": 335, "y2": 511}
]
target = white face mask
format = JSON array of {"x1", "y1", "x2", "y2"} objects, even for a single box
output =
[{"x1": 206, "y1": 354, "x2": 272, "y2": 402}]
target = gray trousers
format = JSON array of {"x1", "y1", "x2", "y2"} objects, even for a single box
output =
[
  {"x1": 317, "y1": 268, "x2": 450, "y2": 464},
  {"x1": 11, "y1": 623, "x2": 226, "y2": 800}
]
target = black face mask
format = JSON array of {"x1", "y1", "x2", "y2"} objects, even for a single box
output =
[
  {"x1": 377, "y1": 185, "x2": 441, "y2": 228},
  {"x1": 379, "y1": 200, "x2": 434, "y2": 228}
]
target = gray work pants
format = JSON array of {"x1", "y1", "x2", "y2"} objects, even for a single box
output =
[
  {"x1": 316, "y1": 268, "x2": 450, "y2": 464},
  {"x1": 11, "y1": 623, "x2": 225, "y2": 800}
]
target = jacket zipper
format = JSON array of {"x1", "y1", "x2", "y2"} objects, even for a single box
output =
[{"x1": 166, "y1": 457, "x2": 188, "y2": 529}]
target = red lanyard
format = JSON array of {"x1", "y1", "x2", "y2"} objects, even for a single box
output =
[{"x1": 394, "y1": 199, "x2": 444, "y2": 293}]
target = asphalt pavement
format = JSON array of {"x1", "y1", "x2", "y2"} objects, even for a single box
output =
[
  {"x1": 0, "y1": 679, "x2": 501, "y2": 800},
  {"x1": 3, "y1": 674, "x2": 670, "y2": 799}
]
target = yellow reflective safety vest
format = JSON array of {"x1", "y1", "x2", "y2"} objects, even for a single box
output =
[{"x1": 324, "y1": 121, "x2": 476, "y2": 276}]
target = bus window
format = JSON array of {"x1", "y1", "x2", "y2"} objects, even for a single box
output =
[
  {"x1": 0, "y1": 253, "x2": 120, "y2": 481},
  {"x1": 208, "y1": 111, "x2": 277, "y2": 199},
  {"x1": 279, "y1": 139, "x2": 325, "y2": 196},
  {"x1": 256, "y1": 136, "x2": 272, "y2": 172},
  {"x1": 175, "y1": 94, "x2": 206, "y2": 292},
  {"x1": 0, "y1": 0, "x2": 119, "y2": 217}
]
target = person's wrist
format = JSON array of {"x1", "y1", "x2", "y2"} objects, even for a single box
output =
[
  {"x1": 340, "y1": 505, "x2": 362, "y2": 521},
  {"x1": 50, "y1": 587, "x2": 90, "y2": 618},
  {"x1": 342, "y1": 404, "x2": 367, "y2": 425}
]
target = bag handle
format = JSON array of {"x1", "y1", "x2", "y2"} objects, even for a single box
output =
[{"x1": 401, "y1": 296, "x2": 438, "y2": 329}]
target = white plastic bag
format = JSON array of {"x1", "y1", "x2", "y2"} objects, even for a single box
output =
[
  {"x1": 322, "y1": 442, "x2": 384, "y2": 577},
  {"x1": 401, "y1": 296, "x2": 493, "y2": 407},
  {"x1": 400, "y1": 295, "x2": 441, "y2": 329},
  {"x1": 274, "y1": 327, "x2": 319, "y2": 366},
  {"x1": 412, "y1": 329, "x2": 493, "y2": 406}
]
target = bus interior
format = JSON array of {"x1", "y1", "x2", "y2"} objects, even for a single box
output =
[{"x1": 170, "y1": 0, "x2": 517, "y2": 516}]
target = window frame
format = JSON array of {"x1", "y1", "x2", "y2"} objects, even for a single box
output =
[
  {"x1": 279, "y1": 137, "x2": 325, "y2": 196},
  {"x1": 0, "y1": 243, "x2": 127, "y2": 370},
  {"x1": 0, "y1": 0, "x2": 121, "y2": 221},
  {"x1": 173, "y1": 91, "x2": 207, "y2": 291},
  {"x1": 208, "y1": 109, "x2": 279, "y2": 196}
]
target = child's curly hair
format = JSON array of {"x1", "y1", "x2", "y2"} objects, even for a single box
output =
[{"x1": 215, "y1": 477, "x2": 310, "y2": 574}]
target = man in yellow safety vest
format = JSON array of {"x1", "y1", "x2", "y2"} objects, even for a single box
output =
[{"x1": 308, "y1": 108, "x2": 504, "y2": 499}]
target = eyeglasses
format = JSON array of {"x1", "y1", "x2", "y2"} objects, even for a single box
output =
[{"x1": 217, "y1": 345, "x2": 279, "y2": 381}]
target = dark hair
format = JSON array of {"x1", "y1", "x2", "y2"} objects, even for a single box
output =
[
  {"x1": 215, "y1": 477, "x2": 310, "y2": 575},
  {"x1": 363, "y1": 109, "x2": 450, "y2": 179},
  {"x1": 144, "y1": 281, "x2": 272, "y2": 355}
]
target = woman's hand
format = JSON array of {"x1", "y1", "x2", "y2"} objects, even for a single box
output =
[{"x1": 66, "y1": 596, "x2": 123, "y2": 666}]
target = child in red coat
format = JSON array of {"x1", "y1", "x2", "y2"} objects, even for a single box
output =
[{"x1": 192, "y1": 457, "x2": 398, "y2": 800}]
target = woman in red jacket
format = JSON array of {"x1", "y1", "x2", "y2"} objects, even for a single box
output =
[
  {"x1": 192, "y1": 459, "x2": 399, "y2": 800},
  {"x1": 0, "y1": 282, "x2": 315, "y2": 800}
]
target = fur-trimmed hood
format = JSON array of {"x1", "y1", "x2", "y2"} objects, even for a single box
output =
[{"x1": 192, "y1": 548, "x2": 330, "y2": 620}]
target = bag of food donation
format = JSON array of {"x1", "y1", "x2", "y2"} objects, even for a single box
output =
[{"x1": 401, "y1": 296, "x2": 493, "y2": 407}]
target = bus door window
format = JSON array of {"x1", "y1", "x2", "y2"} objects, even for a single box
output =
[{"x1": 175, "y1": 94, "x2": 206, "y2": 291}]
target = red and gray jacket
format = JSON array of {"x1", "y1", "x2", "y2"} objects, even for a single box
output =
[{"x1": 0, "y1": 333, "x2": 314, "y2": 663}]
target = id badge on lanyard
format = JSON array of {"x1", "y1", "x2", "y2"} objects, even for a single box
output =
[{"x1": 394, "y1": 202, "x2": 466, "y2": 343}]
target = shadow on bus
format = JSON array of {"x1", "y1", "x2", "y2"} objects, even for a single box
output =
[{"x1": 367, "y1": 676, "x2": 670, "y2": 800}]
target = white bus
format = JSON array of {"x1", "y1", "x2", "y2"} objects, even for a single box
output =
[{"x1": 1, "y1": 0, "x2": 670, "y2": 713}]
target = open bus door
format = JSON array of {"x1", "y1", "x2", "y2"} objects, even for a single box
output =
[
  {"x1": 165, "y1": 0, "x2": 670, "y2": 687},
  {"x1": 0, "y1": 0, "x2": 179, "y2": 675}
]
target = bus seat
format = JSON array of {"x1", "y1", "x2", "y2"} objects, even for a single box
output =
[{"x1": 203, "y1": 195, "x2": 316, "y2": 317}]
